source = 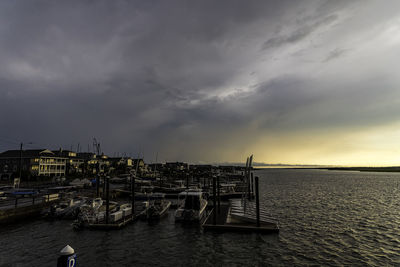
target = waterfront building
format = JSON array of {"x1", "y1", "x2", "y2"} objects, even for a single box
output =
[
  {"x1": 108, "y1": 157, "x2": 133, "y2": 174},
  {"x1": 108, "y1": 157, "x2": 133, "y2": 167},
  {"x1": 76, "y1": 152, "x2": 109, "y2": 175},
  {"x1": 0, "y1": 149, "x2": 67, "y2": 180},
  {"x1": 53, "y1": 149, "x2": 85, "y2": 175},
  {"x1": 132, "y1": 158, "x2": 146, "y2": 174}
]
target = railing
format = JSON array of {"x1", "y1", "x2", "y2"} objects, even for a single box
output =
[{"x1": 0, "y1": 193, "x2": 60, "y2": 210}]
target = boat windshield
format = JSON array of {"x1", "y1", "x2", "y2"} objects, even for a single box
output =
[{"x1": 184, "y1": 195, "x2": 200, "y2": 210}]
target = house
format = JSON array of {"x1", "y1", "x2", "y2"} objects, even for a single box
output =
[
  {"x1": 76, "y1": 152, "x2": 109, "y2": 175},
  {"x1": 53, "y1": 149, "x2": 85, "y2": 175},
  {"x1": 0, "y1": 149, "x2": 67, "y2": 180}
]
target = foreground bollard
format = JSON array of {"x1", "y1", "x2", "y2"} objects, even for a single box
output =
[{"x1": 57, "y1": 245, "x2": 76, "y2": 267}]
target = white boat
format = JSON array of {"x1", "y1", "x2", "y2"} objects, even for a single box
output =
[
  {"x1": 46, "y1": 196, "x2": 88, "y2": 219},
  {"x1": 175, "y1": 190, "x2": 208, "y2": 222},
  {"x1": 73, "y1": 198, "x2": 118, "y2": 229},
  {"x1": 147, "y1": 193, "x2": 171, "y2": 220}
]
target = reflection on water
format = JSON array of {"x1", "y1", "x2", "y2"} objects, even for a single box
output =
[{"x1": 1, "y1": 169, "x2": 400, "y2": 266}]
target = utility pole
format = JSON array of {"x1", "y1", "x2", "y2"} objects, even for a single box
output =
[{"x1": 19, "y1": 143, "x2": 23, "y2": 180}]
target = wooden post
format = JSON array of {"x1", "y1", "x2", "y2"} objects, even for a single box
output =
[
  {"x1": 96, "y1": 175, "x2": 100, "y2": 198},
  {"x1": 213, "y1": 176, "x2": 216, "y2": 225},
  {"x1": 217, "y1": 176, "x2": 220, "y2": 214},
  {"x1": 106, "y1": 177, "x2": 110, "y2": 224},
  {"x1": 255, "y1": 176, "x2": 260, "y2": 227},
  {"x1": 131, "y1": 173, "x2": 135, "y2": 214},
  {"x1": 15, "y1": 196, "x2": 18, "y2": 208},
  {"x1": 251, "y1": 172, "x2": 254, "y2": 200},
  {"x1": 186, "y1": 173, "x2": 189, "y2": 189},
  {"x1": 247, "y1": 171, "x2": 251, "y2": 200},
  {"x1": 102, "y1": 175, "x2": 106, "y2": 198}
]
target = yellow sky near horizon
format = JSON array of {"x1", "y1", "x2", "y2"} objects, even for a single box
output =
[{"x1": 248, "y1": 121, "x2": 400, "y2": 167}]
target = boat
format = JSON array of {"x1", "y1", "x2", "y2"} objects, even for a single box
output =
[
  {"x1": 72, "y1": 198, "x2": 117, "y2": 229},
  {"x1": 44, "y1": 196, "x2": 88, "y2": 219},
  {"x1": 146, "y1": 193, "x2": 171, "y2": 220},
  {"x1": 175, "y1": 190, "x2": 208, "y2": 222}
]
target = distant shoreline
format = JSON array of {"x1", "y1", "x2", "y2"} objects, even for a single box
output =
[{"x1": 255, "y1": 167, "x2": 400, "y2": 173}]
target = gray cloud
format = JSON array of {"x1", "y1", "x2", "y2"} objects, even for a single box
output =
[
  {"x1": 1, "y1": 0, "x2": 400, "y2": 164},
  {"x1": 261, "y1": 14, "x2": 338, "y2": 50},
  {"x1": 323, "y1": 48, "x2": 349, "y2": 62}
]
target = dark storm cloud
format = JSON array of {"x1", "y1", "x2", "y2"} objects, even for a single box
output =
[{"x1": 1, "y1": 0, "x2": 400, "y2": 163}]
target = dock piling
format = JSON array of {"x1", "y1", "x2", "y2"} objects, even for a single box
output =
[
  {"x1": 106, "y1": 177, "x2": 110, "y2": 224},
  {"x1": 213, "y1": 176, "x2": 216, "y2": 225},
  {"x1": 96, "y1": 175, "x2": 100, "y2": 198},
  {"x1": 217, "y1": 176, "x2": 220, "y2": 214},
  {"x1": 251, "y1": 172, "x2": 254, "y2": 200},
  {"x1": 102, "y1": 175, "x2": 106, "y2": 198},
  {"x1": 131, "y1": 173, "x2": 135, "y2": 214},
  {"x1": 255, "y1": 176, "x2": 260, "y2": 227}
]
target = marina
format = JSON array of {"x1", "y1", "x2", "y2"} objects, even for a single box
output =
[
  {"x1": 2, "y1": 169, "x2": 400, "y2": 266},
  {"x1": 0, "y1": 154, "x2": 275, "y2": 236}
]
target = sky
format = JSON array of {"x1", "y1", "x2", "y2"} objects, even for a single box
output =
[{"x1": 1, "y1": 0, "x2": 400, "y2": 166}]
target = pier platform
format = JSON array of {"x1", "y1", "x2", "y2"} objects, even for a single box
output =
[
  {"x1": 86, "y1": 213, "x2": 140, "y2": 230},
  {"x1": 0, "y1": 194, "x2": 59, "y2": 224},
  {"x1": 202, "y1": 204, "x2": 279, "y2": 234}
]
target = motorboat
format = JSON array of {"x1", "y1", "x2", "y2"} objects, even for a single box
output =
[
  {"x1": 146, "y1": 193, "x2": 171, "y2": 220},
  {"x1": 175, "y1": 190, "x2": 208, "y2": 222},
  {"x1": 45, "y1": 196, "x2": 88, "y2": 219},
  {"x1": 72, "y1": 198, "x2": 118, "y2": 229}
]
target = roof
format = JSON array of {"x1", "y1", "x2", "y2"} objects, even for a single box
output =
[{"x1": 0, "y1": 149, "x2": 55, "y2": 158}]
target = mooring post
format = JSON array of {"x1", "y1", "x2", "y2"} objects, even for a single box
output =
[
  {"x1": 57, "y1": 245, "x2": 76, "y2": 267},
  {"x1": 106, "y1": 177, "x2": 110, "y2": 224},
  {"x1": 131, "y1": 173, "x2": 135, "y2": 214},
  {"x1": 96, "y1": 175, "x2": 99, "y2": 198},
  {"x1": 247, "y1": 171, "x2": 251, "y2": 200},
  {"x1": 217, "y1": 176, "x2": 220, "y2": 214},
  {"x1": 213, "y1": 176, "x2": 217, "y2": 225},
  {"x1": 255, "y1": 176, "x2": 260, "y2": 227},
  {"x1": 251, "y1": 172, "x2": 254, "y2": 200},
  {"x1": 102, "y1": 175, "x2": 106, "y2": 198}
]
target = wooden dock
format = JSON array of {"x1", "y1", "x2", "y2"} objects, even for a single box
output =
[
  {"x1": 202, "y1": 204, "x2": 279, "y2": 234},
  {"x1": 0, "y1": 194, "x2": 59, "y2": 224},
  {"x1": 83, "y1": 209, "x2": 146, "y2": 230},
  {"x1": 86, "y1": 214, "x2": 138, "y2": 230}
]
